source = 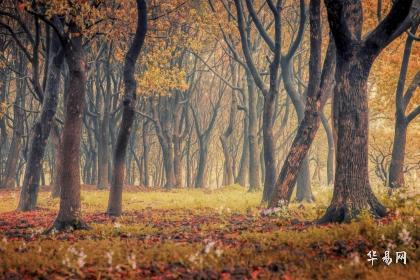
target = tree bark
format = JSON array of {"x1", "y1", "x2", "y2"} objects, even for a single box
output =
[
  {"x1": 97, "y1": 48, "x2": 112, "y2": 190},
  {"x1": 269, "y1": 0, "x2": 331, "y2": 207},
  {"x1": 235, "y1": 113, "x2": 249, "y2": 186},
  {"x1": 18, "y1": 30, "x2": 63, "y2": 210},
  {"x1": 49, "y1": 24, "x2": 89, "y2": 231},
  {"x1": 320, "y1": 111, "x2": 334, "y2": 185},
  {"x1": 220, "y1": 85, "x2": 238, "y2": 186},
  {"x1": 1, "y1": 53, "x2": 26, "y2": 189},
  {"x1": 142, "y1": 119, "x2": 150, "y2": 187},
  {"x1": 246, "y1": 71, "x2": 260, "y2": 191},
  {"x1": 320, "y1": 0, "x2": 413, "y2": 223},
  {"x1": 107, "y1": 0, "x2": 147, "y2": 216},
  {"x1": 388, "y1": 120, "x2": 408, "y2": 188},
  {"x1": 50, "y1": 122, "x2": 63, "y2": 198},
  {"x1": 388, "y1": 24, "x2": 419, "y2": 189}
]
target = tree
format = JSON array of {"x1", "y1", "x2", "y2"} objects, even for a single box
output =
[
  {"x1": 234, "y1": 0, "x2": 282, "y2": 197},
  {"x1": 1, "y1": 51, "x2": 26, "y2": 189},
  {"x1": 18, "y1": 24, "x2": 64, "y2": 210},
  {"x1": 319, "y1": 0, "x2": 414, "y2": 223},
  {"x1": 388, "y1": 23, "x2": 420, "y2": 189},
  {"x1": 269, "y1": 0, "x2": 336, "y2": 207},
  {"x1": 107, "y1": 0, "x2": 147, "y2": 217}
]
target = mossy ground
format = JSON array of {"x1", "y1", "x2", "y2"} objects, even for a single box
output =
[{"x1": 0, "y1": 185, "x2": 418, "y2": 279}]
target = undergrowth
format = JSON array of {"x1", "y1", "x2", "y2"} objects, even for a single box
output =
[{"x1": 0, "y1": 184, "x2": 418, "y2": 279}]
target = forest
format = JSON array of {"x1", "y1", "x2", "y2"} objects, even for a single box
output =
[{"x1": 0, "y1": 0, "x2": 419, "y2": 279}]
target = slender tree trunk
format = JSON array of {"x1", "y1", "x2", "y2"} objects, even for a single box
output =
[
  {"x1": 220, "y1": 90, "x2": 237, "y2": 186},
  {"x1": 142, "y1": 120, "x2": 150, "y2": 187},
  {"x1": 261, "y1": 93, "x2": 276, "y2": 197},
  {"x1": 1, "y1": 54, "x2": 26, "y2": 189},
  {"x1": 0, "y1": 66, "x2": 10, "y2": 185},
  {"x1": 320, "y1": 111, "x2": 334, "y2": 185},
  {"x1": 296, "y1": 156, "x2": 314, "y2": 202},
  {"x1": 51, "y1": 123, "x2": 63, "y2": 198},
  {"x1": 97, "y1": 54, "x2": 111, "y2": 189},
  {"x1": 246, "y1": 72, "x2": 260, "y2": 191},
  {"x1": 161, "y1": 142, "x2": 176, "y2": 189},
  {"x1": 107, "y1": 0, "x2": 147, "y2": 216},
  {"x1": 388, "y1": 24, "x2": 419, "y2": 189},
  {"x1": 18, "y1": 31, "x2": 63, "y2": 210},
  {"x1": 195, "y1": 143, "x2": 208, "y2": 188},
  {"x1": 388, "y1": 120, "x2": 407, "y2": 188},
  {"x1": 173, "y1": 136, "x2": 183, "y2": 187},
  {"x1": 235, "y1": 107, "x2": 249, "y2": 186},
  {"x1": 269, "y1": 2, "x2": 334, "y2": 207}
]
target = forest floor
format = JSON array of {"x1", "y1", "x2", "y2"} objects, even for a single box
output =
[{"x1": 0, "y1": 185, "x2": 418, "y2": 279}]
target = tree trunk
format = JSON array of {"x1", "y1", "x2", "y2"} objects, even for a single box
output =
[
  {"x1": 1, "y1": 54, "x2": 26, "y2": 189},
  {"x1": 49, "y1": 27, "x2": 89, "y2": 231},
  {"x1": 261, "y1": 93, "x2": 276, "y2": 197},
  {"x1": 173, "y1": 134, "x2": 183, "y2": 188},
  {"x1": 320, "y1": 111, "x2": 334, "y2": 185},
  {"x1": 97, "y1": 54, "x2": 111, "y2": 189},
  {"x1": 18, "y1": 31, "x2": 63, "y2": 210},
  {"x1": 195, "y1": 143, "x2": 208, "y2": 188},
  {"x1": 220, "y1": 89, "x2": 237, "y2": 186},
  {"x1": 320, "y1": 0, "x2": 412, "y2": 223},
  {"x1": 235, "y1": 105, "x2": 249, "y2": 186},
  {"x1": 320, "y1": 52, "x2": 387, "y2": 222},
  {"x1": 269, "y1": 38, "x2": 335, "y2": 207},
  {"x1": 388, "y1": 24, "x2": 419, "y2": 189},
  {"x1": 107, "y1": 0, "x2": 147, "y2": 216},
  {"x1": 142, "y1": 120, "x2": 150, "y2": 187},
  {"x1": 246, "y1": 72, "x2": 260, "y2": 191},
  {"x1": 296, "y1": 156, "x2": 314, "y2": 202},
  {"x1": 161, "y1": 142, "x2": 176, "y2": 189},
  {"x1": 51, "y1": 123, "x2": 63, "y2": 198},
  {"x1": 388, "y1": 117, "x2": 407, "y2": 188}
]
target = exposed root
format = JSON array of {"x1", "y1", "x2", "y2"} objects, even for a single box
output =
[
  {"x1": 317, "y1": 199, "x2": 387, "y2": 224},
  {"x1": 45, "y1": 219, "x2": 90, "y2": 234}
]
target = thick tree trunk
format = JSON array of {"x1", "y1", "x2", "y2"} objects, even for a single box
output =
[
  {"x1": 319, "y1": 52, "x2": 386, "y2": 223},
  {"x1": 107, "y1": 0, "x2": 147, "y2": 216},
  {"x1": 320, "y1": 0, "x2": 412, "y2": 223},
  {"x1": 49, "y1": 28, "x2": 89, "y2": 231},
  {"x1": 18, "y1": 31, "x2": 63, "y2": 211}
]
